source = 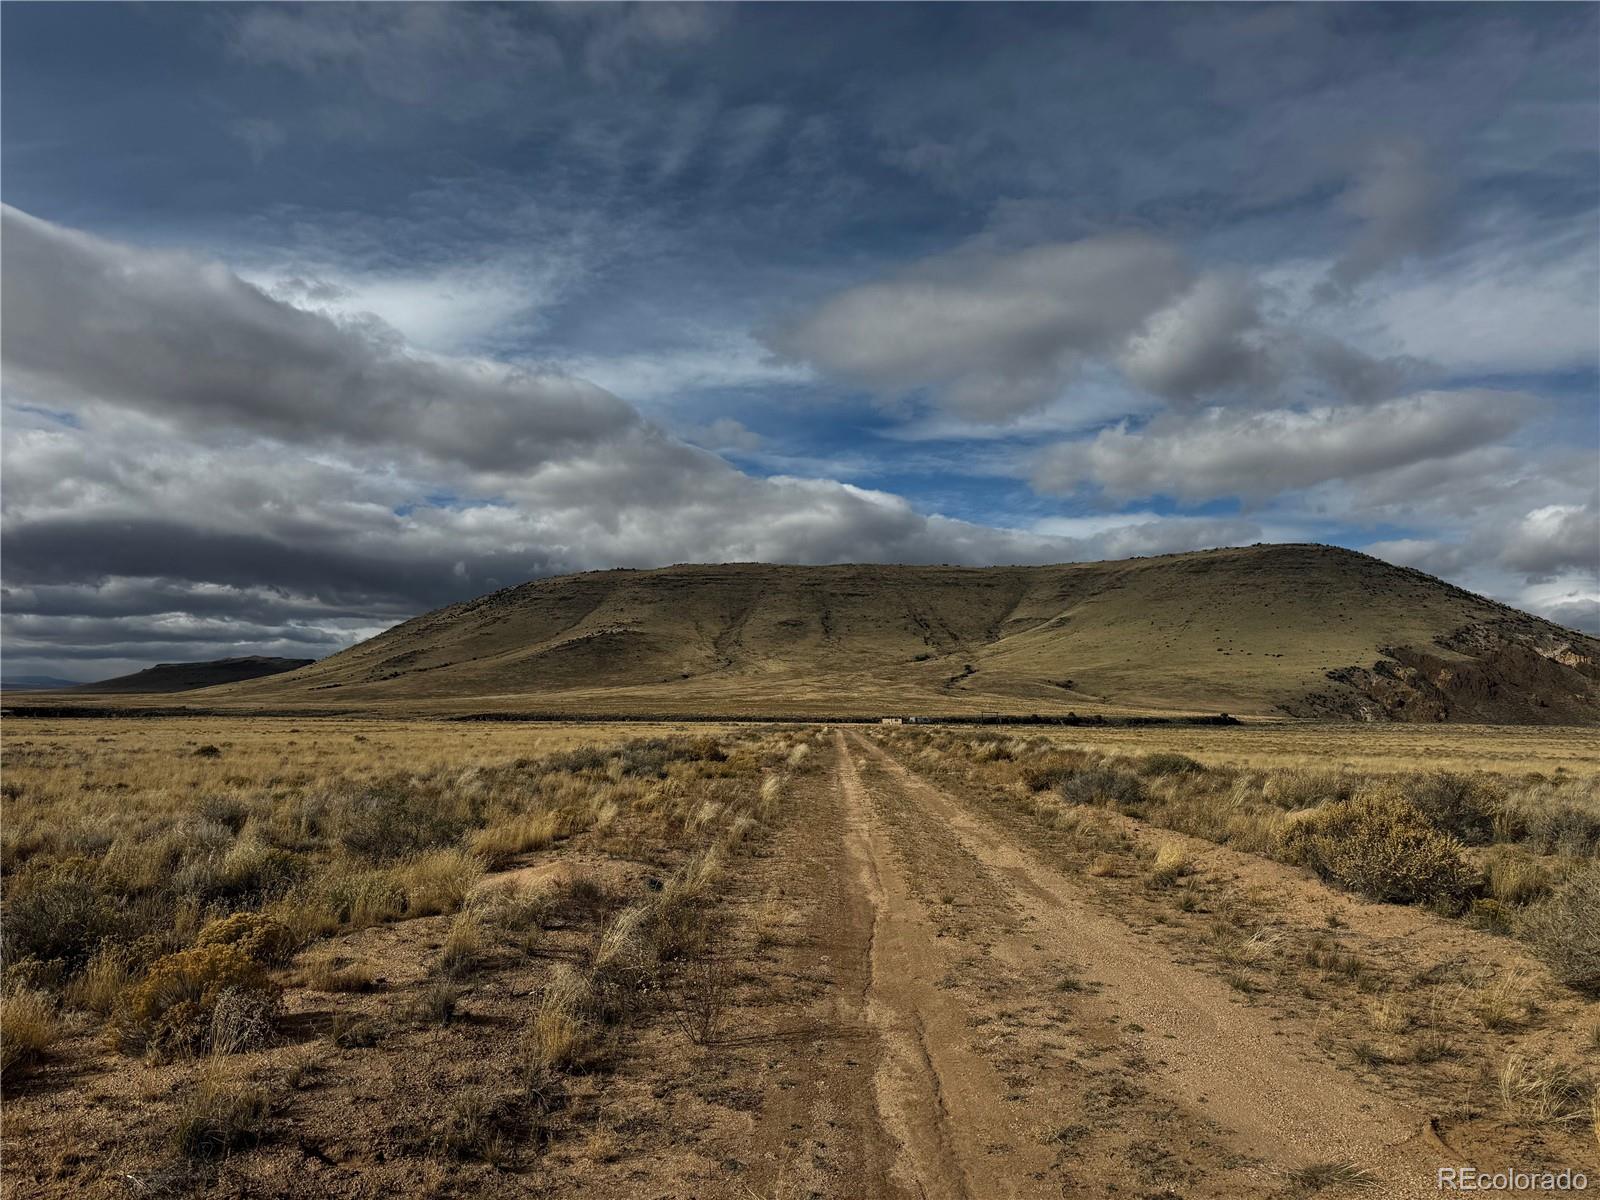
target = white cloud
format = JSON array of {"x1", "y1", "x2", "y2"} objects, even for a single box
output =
[
  {"x1": 1348, "y1": 217, "x2": 1600, "y2": 375},
  {"x1": 1500, "y1": 503, "x2": 1599, "y2": 581},
  {"x1": 772, "y1": 233, "x2": 1408, "y2": 419},
  {"x1": 1032, "y1": 390, "x2": 1528, "y2": 502},
  {"x1": 768, "y1": 234, "x2": 1194, "y2": 417}
]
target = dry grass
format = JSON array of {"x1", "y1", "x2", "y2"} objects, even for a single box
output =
[
  {"x1": 169, "y1": 1066, "x2": 273, "y2": 1161},
  {"x1": 879, "y1": 726, "x2": 1599, "y2": 988},
  {"x1": 1146, "y1": 840, "x2": 1193, "y2": 888},
  {"x1": 1, "y1": 718, "x2": 815, "y2": 1187},
  {"x1": 302, "y1": 954, "x2": 375, "y2": 993},
  {"x1": 1284, "y1": 1160, "x2": 1379, "y2": 1194},
  {"x1": 1469, "y1": 970, "x2": 1537, "y2": 1033},
  {"x1": 0, "y1": 987, "x2": 65, "y2": 1082},
  {"x1": 1498, "y1": 1054, "x2": 1592, "y2": 1127},
  {"x1": 437, "y1": 912, "x2": 485, "y2": 977}
]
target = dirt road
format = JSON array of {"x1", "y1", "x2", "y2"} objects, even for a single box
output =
[{"x1": 740, "y1": 731, "x2": 1449, "y2": 1198}]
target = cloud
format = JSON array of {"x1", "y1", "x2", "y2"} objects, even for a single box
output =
[
  {"x1": 1353, "y1": 217, "x2": 1600, "y2": 375},
  {"x1": 228, "y1": 4, "x2": 563, "y2": 114},
  {"x1": 691, "y1": 418, "x2": 765, "y2": 453},
  {"x1": 1326, "y1": 139, "x2": 1447, "y2": 289},
  {"x1": 771, "y1": 233, "x2": 1410, "y2": 418},
  {"x1": 1031, "y1": 513, "x2": 1265, "y2": 560},
  {"x1": 255, "y1": 263, "x2": 565, "y2": 356},
  {"x1": 1367, "y1": 521, "x2": 1599, "y2": 635},
  {"x1": 1499, "y1": 504, "x2": 1600, "y2": 581},
  {"x1": 1, "y1": 206, "x2": 637, "y2": 471},
  {"x1": 768, "y1": 235, "x2": 1194, "y2": 417},
  {"x1": 227, "y1": 116, "x2": 286, "y2": 164},
  {"x1": 1032, "y1": 390, "x2": 1528, "y2": 503},
  {"x1": 1116, "y1": 274, "x2": 1264, "y2": 401},
  {"x1": 6, "y1": 208, "x2": 1270, "y2": 674}
]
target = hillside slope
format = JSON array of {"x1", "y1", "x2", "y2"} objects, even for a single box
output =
[
  {"x1": 204, "y1": 546, "x2": 1599, "y2": 723},
  {"x1": 76, "y1": 655, "x2": 315, "y2": 694}
]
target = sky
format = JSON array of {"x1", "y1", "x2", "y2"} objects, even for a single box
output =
[{"x1": 2, "y1": 2, "x2": 1597, "y2": 680}]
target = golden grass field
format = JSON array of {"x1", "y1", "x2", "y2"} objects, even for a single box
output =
[{"x1": 2, "y1": 715, "x2": 1596, "y2": 1197}]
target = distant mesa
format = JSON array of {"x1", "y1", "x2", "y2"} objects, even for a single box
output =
[
  {"x1": 69, "y1": 655, "x2": 315, "y2": 695},
  {"x1": 188, "y1": 545, "x2": 1597, "y2": 725},
  {"x1": 0, "y1": 675, "x2": 85, "y2": 691}
]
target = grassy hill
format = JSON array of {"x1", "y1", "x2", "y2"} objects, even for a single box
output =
[{"x1": 203, "y1": 545, "x2": 1599, "y2": 723}]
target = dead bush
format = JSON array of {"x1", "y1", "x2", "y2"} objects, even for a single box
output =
[
  {"x1": 671, "y1": 955, "x2": 732, "y2": 1045},
  {"x1": 110, "y1": 943, "x2": 279, "y2": 1057},
  {"x1": 1278, "y1": 790, "x2": 1472, "y2": 908},
  {"x1": 1403, "y1": 773, "x2": 1505, "y2": 845},
  {"x1": 1517, "y1": 864, "x2": 1600, "y2": 994},
  {"x1": 1059, "y1": 766, "x2": 1146, "y2": 811}
]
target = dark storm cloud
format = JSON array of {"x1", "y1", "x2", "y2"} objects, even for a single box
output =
[{"x1": 2, "y1": 206, "x2": 638, "y2": 472}]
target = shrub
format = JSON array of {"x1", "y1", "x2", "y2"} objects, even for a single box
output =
[
  {"x1": 170, "y1": 1071, "x2": 271, "y2": 1160},
  {"x1": 212, "y1": 840, "x2": 309, "y2": 904},
  {"x1": 687, "y1": 736, "x2": 727, "y2": 763},
  {"x1": 195, "y1": 912, "x2": 297, "y2": 966},
  {"x1": 670, "y1": 956, "x2": 732, "y2": 1045},
  {"x1": 1262, "y1": 769, "x2": 1357, "y2": 811},
  {"x1": 393, "y1": 848, "x2": 482, "y2": 917},
  {"x1": 2, "y1": 859, "x2": 117, "y2": 976},
  {"x1": 338, "y1": 783, "x2": 468, "y2": 862},
  {"x1": 328, "y1": 1013, "x2": 388, "y2": 1048},
  {"x1": 1, "y1": 987, "x2": 64, "y2": 1081},
  {"x1": 1520, "y1": 801, "x2": 1600, "y2": 858},
  {"x1": 1019, "y1": 759, "x2": 1082, "y2": 792},
  {"x1": 1469, "y1": 898, "x2": 1514, "y2": 935},
  {"x1": 1059, "y1": 766, "x2": 1146, "y2": 810},
  {"x1": 1404, "y1": 774, "x2": 1504, "y2": 846},
  {"x1": 111, "y1": 943, "x2": 279, "y2": 1057},
  {"x1": 1138, "y1": 753, "x2": 1205, "y2": 779},
  {"x1": 319, "y1": 869, "x2": 405, "y2": 927},
  {"x1": 1277, "y1": 790, "x2": 1472, "y2": 907},
  {"x1": 209, "y1": 987, "x2": 279, "y2": 1054},
  {"x1": 414, "y1": 1086, "x2": 527, "y2": 1164},
  {"x1": 197, "y1": 795, "x2": 250, "y2": 833},
  {"x1": 410, "y1": 977, "x2": 461, "y2": 1026},
  {"x1": 1517, "y1": 865, "x2": 1600, "y2": 994}
]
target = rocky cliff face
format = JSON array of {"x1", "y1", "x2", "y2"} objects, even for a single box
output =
[{"x1": 1285, "y1": 621, "x2": 1599, "y2": 724}]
